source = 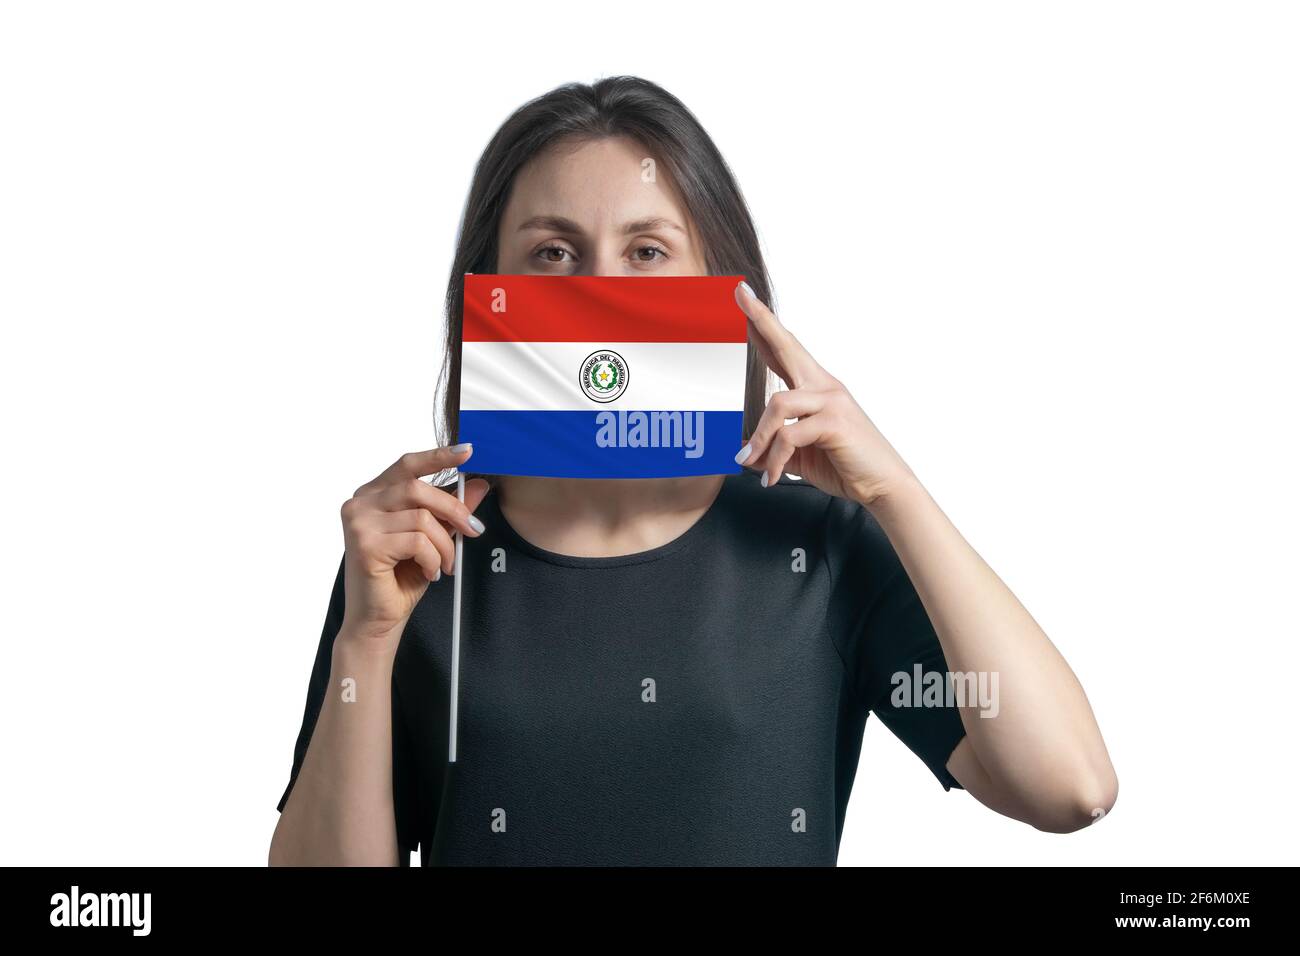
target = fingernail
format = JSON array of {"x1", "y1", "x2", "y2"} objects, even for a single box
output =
[
  {"x1": 433, "y1": 568, "x2": 441, "y2": 582},
  {"x1": 738, "y1": 280, "x2": 755, "y2": 299},
  {"x1": 468, "y1": 514, "x2": 485, "y2": 534},
  {"x1": 449, "y1": 442, "x2": 472, "y2": 454},
  {"x1": 734, "y1": 443, "x2": 753, "y2": 465},
  {"x1": 760, "y1": 471, "x2": 769, "y2": 488}
]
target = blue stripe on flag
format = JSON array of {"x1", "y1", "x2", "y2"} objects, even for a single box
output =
[{"x1": 458, "y1": 410, "x2": 744, "y2": 478}]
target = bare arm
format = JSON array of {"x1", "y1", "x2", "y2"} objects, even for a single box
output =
[
  {"x1": 269, "y1": 628, "x2": 402, "y2": 866},
  {"x1": 732, "y1": 279, "x2": 1117, "y2": 833},
  {"x1": 268, "y1": 444, "x2": 489, "y2": 866},
  {"x1": 869, "y1": 477, "x2": 1118, "y2": 833}
]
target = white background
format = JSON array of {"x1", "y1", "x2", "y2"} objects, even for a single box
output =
[{"x1": 1, "y1": 1, "x2": 1296, "y2": 866}]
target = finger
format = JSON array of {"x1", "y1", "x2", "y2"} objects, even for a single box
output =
[
  {"x1": 734, "y1": 388, "x2": 826, "y2": 470},
  {"x1": 371, "y1": 476, "x2": 487, "y2": 538},
  {"x1": 449, "y1": 476, "x2": 492, "y2": 516},
  {"x1": 755, "y1": 416, "x2": 829, "y2": 488},
  {"x1": 374, "y1": 508, "x2": 458, "y2": 575},
  {"x1": 354, "y1": 443, "x2": 475, "y2": 497},
  {"x1": 381, "y1": 530, "x2": 444, "y2": 582},
  {"x1": 734, "y1": 281, "x2": 823, "y2": 390}
]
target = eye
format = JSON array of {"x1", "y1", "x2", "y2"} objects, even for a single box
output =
[
  {"x1": 632, "y1": 244, "x2": 668, "y2": 262},
  {"x1": 534, "y1": 244, "x2": 575, "y2": 264}
]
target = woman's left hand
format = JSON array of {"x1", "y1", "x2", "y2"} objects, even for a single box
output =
[{"x1": 733, "y1": 280, "x2": 916, "y2": 508}]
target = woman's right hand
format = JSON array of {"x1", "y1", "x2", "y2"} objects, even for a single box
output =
[{"x1": 337, "y1": 443, "x2": 490, "y2": 647}]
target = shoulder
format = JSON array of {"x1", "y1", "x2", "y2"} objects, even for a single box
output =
[
  {"x1": 720, "y1": 469, "x2": 889, "y2": 564},
  {"x1": 728, "y1": 468, "x2": 899, "y2": 567},
  {"x1": 722, "y1": 468, "x2": 873, "y2": 535},
  {"x1": 723, "y1": 468, "x2": 837, "y2": 522}
]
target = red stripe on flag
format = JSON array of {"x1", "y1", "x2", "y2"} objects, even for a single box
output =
[{"x1": 463, "y1": 274, "x2": 749, "y2": 343}]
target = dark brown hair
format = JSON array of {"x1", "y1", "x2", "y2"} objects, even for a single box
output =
[{"x1": 435, "y1": 75, "x2": 774, "y2": 469}]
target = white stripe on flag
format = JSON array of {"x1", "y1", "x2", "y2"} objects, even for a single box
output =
[{"x1": 461, "y1": 341, "x2": 747, "y2": 412}]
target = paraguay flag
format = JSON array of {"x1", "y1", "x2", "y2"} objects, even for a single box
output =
[{"x1": 458, "y1": 274, "x2": 748, "y2": 478}]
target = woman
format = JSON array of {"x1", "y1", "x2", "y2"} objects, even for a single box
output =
[{"x1": 269, "y1": 76, "x2": 1117, "y2": 866}]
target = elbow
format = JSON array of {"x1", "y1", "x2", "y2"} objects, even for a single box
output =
[{"x1": 1029, "y1": 765, "x2": 1119, "y2": 834}]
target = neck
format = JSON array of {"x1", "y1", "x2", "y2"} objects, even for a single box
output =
[{"x1": 493, "y1": 474, "x2": 726, "y2": 558}]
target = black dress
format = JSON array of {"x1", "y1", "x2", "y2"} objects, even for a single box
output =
[{"x1": 277, "y1": 469, "x2": 967, "y2": 865}]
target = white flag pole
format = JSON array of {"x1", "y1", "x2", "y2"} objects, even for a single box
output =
[{"x1": 448, "y1": 470, "x2": 465, "y2": 763}]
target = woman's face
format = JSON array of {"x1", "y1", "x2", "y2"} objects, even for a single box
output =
[{"x1": 495, "y1": 135, "x2": 708, "y2": 277}]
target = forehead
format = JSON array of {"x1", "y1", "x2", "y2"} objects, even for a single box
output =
[{"x1": 502, "y1": 135, "x2": 690, "y2": 226}]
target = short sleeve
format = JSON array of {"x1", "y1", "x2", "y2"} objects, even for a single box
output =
[
  {"x1": 825, "y1": 499, "x2": 968, "y2": 791},
  {"x1": 275, "y1": 552, "x2": 420, "y2": 859}
]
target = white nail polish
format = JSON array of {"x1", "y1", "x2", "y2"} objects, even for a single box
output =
[
  {"x1": 735, "y1": 443, "x2": 753, "y2": 464},
  {"x1": 738, "y1": 280, "x2": 755, "y2": 299},
  {"x1": 449, "y1": 442, "x2": 472, "y2": 454},
  {"x1": 468, "y1": 515, "x2": 485, "y2": 534},
  {"x1": 433, "y1": 568, "x2": 441, "y2": 582},
  {"x1": 760, "y1": 471, "x2": 769, "y2": 488}
]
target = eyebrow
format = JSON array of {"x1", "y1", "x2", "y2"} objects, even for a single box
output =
[{"x1": 516, "y1": 215, "x2": 687, "y2": 236}]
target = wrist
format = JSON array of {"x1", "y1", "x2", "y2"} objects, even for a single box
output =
[
  {"x1": 333, "y1": 620, "x2": 403, "y2": 669},
  {"x1": 858, "y1": 470, "x2": 928, "y2": 522}
]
